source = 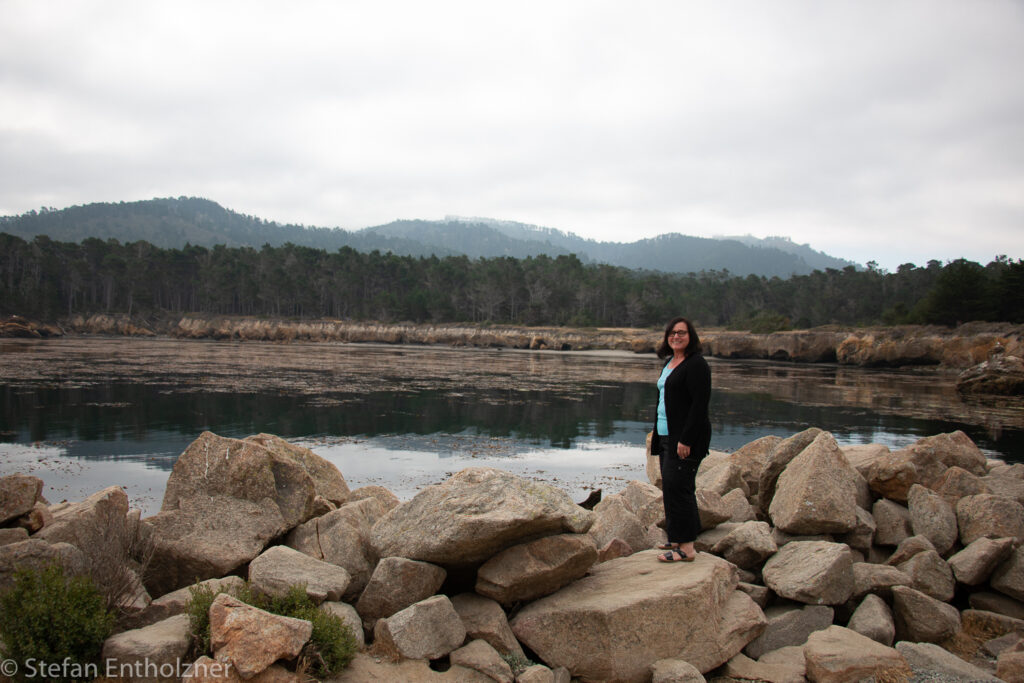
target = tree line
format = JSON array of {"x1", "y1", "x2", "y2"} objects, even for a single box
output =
[{"x1": 1, "y1": 232, "x2": 1021, "y2": 329}]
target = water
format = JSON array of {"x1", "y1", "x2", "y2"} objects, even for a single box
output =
[{"x1": 1, "y1": 338, "x2": 1021, "y2": 515}]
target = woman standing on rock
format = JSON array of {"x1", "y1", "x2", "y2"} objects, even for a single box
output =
[{"x1": 652, "y1": 316, "x2": 712, "y2": 563}]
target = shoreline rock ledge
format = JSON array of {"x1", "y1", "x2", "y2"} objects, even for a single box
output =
[{"x1": 1, "y1": 427, "x2": 1024, "y2": 682}]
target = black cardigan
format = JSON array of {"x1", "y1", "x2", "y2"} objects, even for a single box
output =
[{"x1": 651, "y1": 353, "x2": 712, "y2": 461}]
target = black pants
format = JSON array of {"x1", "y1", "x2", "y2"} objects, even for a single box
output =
[{"x1": 659, "y1": 441, "x2": 701, "y2": 544}]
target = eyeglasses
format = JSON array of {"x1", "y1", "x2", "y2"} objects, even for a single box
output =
[{"x1": 668, "y1": 330, "x2": 688, "y2": 338}]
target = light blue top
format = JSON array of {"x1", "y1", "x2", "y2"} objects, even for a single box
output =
[{"x1": 656, "y1": 362, "x2": 674, "y2": 436}]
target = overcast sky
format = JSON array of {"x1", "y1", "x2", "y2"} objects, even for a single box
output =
[{"x1": 1, "y1": 1, "x2": 1022, "y2": 270}]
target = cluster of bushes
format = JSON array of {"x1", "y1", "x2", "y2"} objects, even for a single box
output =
[{"x1": 0, "y1": 564, "x2": 357, "y2": 682}]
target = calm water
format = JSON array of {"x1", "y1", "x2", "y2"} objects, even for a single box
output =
[{"x1": 1, "y1": 338, "x2": 1021, "y2": 514}]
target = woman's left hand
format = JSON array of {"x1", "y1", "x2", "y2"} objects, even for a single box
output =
[{"x1": 677, "y1": 442, "x2": 691, "y2": 459}]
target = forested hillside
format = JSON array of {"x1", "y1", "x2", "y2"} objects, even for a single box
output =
[
  {"x1": 2, "y1": 233, "x2": 1020, "y2": 328},
  {"x1": 0, "y1": 197, "x2": 853, "y2": 278}
]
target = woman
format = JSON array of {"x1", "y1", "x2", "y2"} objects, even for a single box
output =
[{"x1": 651, "y1": 316, "x2": 712, "y2": 563}]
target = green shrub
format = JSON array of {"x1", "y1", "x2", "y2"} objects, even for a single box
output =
[
  {"x1": 501, "y1": 652, "x2": 536, "y2": 676},
  {"x1": 0, "y1": 563, "x2": 115, "y2": 683},
  {"x1": 184, "y1": 581, "x2": 357, "y2": 677}
]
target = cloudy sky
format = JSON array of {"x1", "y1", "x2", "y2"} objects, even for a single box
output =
[{"x1": 1, "y1": 1, "x2": 1022, "y2": 270}]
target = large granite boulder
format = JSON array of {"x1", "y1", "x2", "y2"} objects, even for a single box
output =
[
  {"x1": 949, "y1": 537, "x2": 1016, "y2": 585},
  {"x1": 370, "y1": 468, "x2": 593, "y2": 566},
  {"x1": 588, "y1": 495, "x2": 647, "y2": 554},
  {"x1": 729, "y1": 435, "x2": 781, "y2": 495},
  {"x1": 372, "y1": 595, "x2": 467, "y2": 662},
  {"x1": 902, "y1": 430, "x2": 988, "y2": 477},
  {"x1": 762, "y1": 541, "x2": 855, "y2": 606},
  {"x1": 803, "y1": 626, "x2": 910, "y2": 682},
  {"x1": 957, "y1": 493, "x2": 1024, "y2": 545},
  {"x1": 450, "y1": 640, "x2": 514, "y2": 683},
  {"x1": 476, "y1": 533, "x2": 597, "y2": 607},
  {"x1": 35, "y1": 485, "x2": 131, "y2": 557},
  {"x1": 355, "y1": 556, "x2": 447, "y2": 631},
  {"x1": 898, "y1": 549, "x2": 954, "y2": 602},
  {"x1": 101, "y1": 614, "x2": 191, "y2": 683},
  {"x1": 510, "y1": 550, "x2": 765, "y2": 681},
  {"x1": 768, "y1": 432, "x2": 859, "y2": 535},
  {"x1": 742, "y1": 604, "x2": 833, "y2": 659},
  {"x1": 891, "y1": 585, "x2": 961, "y2": 643},
  {"x1": 756, "y1": 428, "x2": 822, "y2": 518},
  {"x1": 934, "y1": 466, "x2": 990, "y2": 506},
  {"x1": 0, "y1": 473, "x2": 43, "y2": 524},
  {"x1": 451, "y1": 592, "x2": 525, "y2": 658},
  {"x1": 847, "y1": 593, "x2": 895, "y2": 646},
  {"x1": 243, "y1": 433, "x2": 350, "y2": 505},
  {"x1": 906, "y1": 483, "x2": 958, "y2": 554},
  {"x1": 248, "y1": 545, "x2": 351, "y2": 604},
  {"x1": 619, "y1": 480, "x2": 664, "y2": 528},
  {"x1": 286, "y1": 497, "x2": 384, "y2": 599},
  {"x1": 872, "y1": 499, "x2": 912, "y2": 547},
  {"x1": 866, "y1": 450, "x2": 919, "y2": 502},
  {"x1": 956, "y1": 354, "x2": 1024, "y2": 395},
  {"x1": 710, "y1": 521, "x2": 777, "y2": 570},
  {"x1": 209, "y1": 594, "x2": 312, "y2": 679},
  {"x1": 897, "y1": 642, "x2": 1002, "y2": 682},
  {"x1": 992, "y1": 545, "x2": 1024, "y2": 602},
  {"x1": 0, "y1": 538, "x2": 87, "y2": 592}
]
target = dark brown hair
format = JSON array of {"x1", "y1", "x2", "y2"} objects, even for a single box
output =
[{"x1": 656, "y1": 316, "x2": 702, "y2": 359}]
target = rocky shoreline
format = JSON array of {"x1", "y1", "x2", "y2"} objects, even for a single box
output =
[
  {"x1": 2, "y1": 428, "x2": 1023, "y2": 682},
  {"x1": 4, "y1": 313, "x2": 1024, "y2": 372}
]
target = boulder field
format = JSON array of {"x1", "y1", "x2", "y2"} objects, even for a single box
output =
[{"x1": 2, "y1": 428, "x2": 1024, "y2": 682}]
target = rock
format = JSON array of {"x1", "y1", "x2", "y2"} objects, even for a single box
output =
[
  {"x1": 906, "y1": 430, "x2": 989, "y2": 477},
  {"x1": 0, "y1": 473, "x2": 43, "y2": 524},
  {"x1": 898, "y1": 549, "x2": 954, "y2": 602},
  {"x1": 840, "y1": 443, "x2": 890, "y2": 478},
  {"x1": 0, "y1": 539, "x2": 87, "y2": 592},
  {"x1": 803, "y1": 625, "x2": 910, "y2": 683},
  {"x1": 872, "y1": 499, "x2": 911, "y2": 547},
  {"x1": 710, "y1": 521, "x2": 777, "y2": 570},
  {"x1": 983, "y1": 473, "x2": 1024, "y2": 506},
  {"x1": 769, "y1": 432, "x2": 858, "y2": 535},
  {"x1": 347, "y1": 485, "x2": 400, "y2": 512},
  {"x1": 997, "y1": 639, "x2": 1024, "y2": 683},
  {"x1": 370, "y1": 468, "x2": 593, "y2": 567},
  {"x1": 101, "y1": 614, "x2": 192, "y2": 683},
  {"x1": 650, "y1": 658, "x2": 705, "y2": 683},
  {"x1": 0, "y1": 528, "x2": 28, "y2": 546},
  {"x1": 949, "y1": 537, "x2": 1016, "y2": 585},
  {"x1": 598, "y1": 538, "x2": 634, "y2": 562},
  {"x1": 757, "y1": 428, "x2": 822, "y2": 518},
  {"x1": 970, "y1": 592, "x2": 1024, "y2": 621},
  {"x1": 695, "y1": 489, "x2": 731, "y2": 530},
  {"x1": 160, "y1": 431, "x2": 317, "y2": 530},
  {"x1": 851, "y1": 562, "x2": 910, "y2": 599},
  {"x1": 309, "y1": 495, "x2": 335, "y2": 517},
  {"x1": 723, "y1": 652, "x2": 803, "y2": 683},
  {"x1": 756, "y1": 646, "x2": 807, "y2": 683},
  {"x1": 619, "y1": 480, "x2": 664, "y2": 528},
  {"x1": 934, "y1": 465, "x2": 991, "y2": 506},
  {"x1": 730, "y1": 435, "x2": 781, "y2": 495},
  {"x1": 476, "y1": 533, "x2": 597, "y2": 607},
  {"x1": 144, "y1": 495, "x2": 285, "y2": 596},
  {"x1": 720, "y1": 488, "x2": 756, "y2": 523},
  {"x1": 896, "y1": 641, "x2": 1002, "y2": 682},
  {"x1": 736, "y1": 582, "x2": 771, "y2": 608},
  {"x1": 450, "y1": 592, "x2": 524, "y2": 658},
  {"x1": 588, "y1": 496, "x2": 647, "y2": 554},
  {"x1": 328, "y1": 653, "x2": 492, "y2": 681},
  {"x1": 354, "y1": 556, "x2": 446, "y2": 630},
  {"x1": 837, "y1": 506, "x2": 875, "y2": 555},
  {"x1": 961, "y1": 608, "x2": 1024, "y2": 639},
  {"x1": 209, "y1": 593, "x2": 312, "y2": 679},
  {"x1": 517, "y1": 665, "x2": 556, "y2": 683},
  {"x1": 372, "y1": 595, "x2": 467, "y2": 662},
  {"x1": 183, "y1": 657, "x2": 301, "y2": 683},
  {"x1": 770, "y1": 528, "x2": 833, "y2": 548},
  {"x1": 696, "y1": 459, "x2": 748, "y2": 498},
  {"x1": 847, "y1": 593, "x2": 895, "y2": 645},
  {"x1": 761, "y1": 541, "x2": 855, "y2": 606},
  {"x1": 16, "y1": 501, "x2": 52, "y2": 533},
  {"x1": 891, "y1": 585, "x2": 961, "y2": 643},
  {"x1": 993, "y1": 545, "x2": 1024, "y2": 601},
  {"x1": 695, "y1": 522, "x2": 740, "y2": 552},
  {"x1": 907, "y1": 483, "x2": 958, "y2": 554},
  {"x1": 866, "y1": 450, "x2": 918, "y2": 502},
  {"x1": 957, "y1": 493, "x2": 1024, "y2": 545},
  {"x1": 35, "y1": 485, "x2": 131, "y2": 558},
  {"x1": 318, "y1": 601, "x2": 365, "y2": 650},
  {"x1": 885, "y1": 534, "x2": 936, "y2": 566},
  {"x1": 957, "y1": 354, "x2": 1024, "y2": 395},
  {"x1": 123, "y1": 576, "x2": 247, "y2": 631},
  {"x1": 743, "y1": 604, "x2": 833, "y2": 659},
  {"x1": 510, "y1": 550, "x2": 765, "y2": 680},
  {"x1": 242, "y1": 433, "x2": 350, "y2": 505},
  {"x1": 248, "y1": 545, "x2": 351, "y2": 604},
  {"x1": 449, "y1": 639, "x2": 514, "y2": 683},
  {"x1": 285, "y1": 497, "x2": 383, "y2": 599}
]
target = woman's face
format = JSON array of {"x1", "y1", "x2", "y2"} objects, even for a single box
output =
[{"x1": 667, "y1": 322, "x2": 689, "y2": 353}]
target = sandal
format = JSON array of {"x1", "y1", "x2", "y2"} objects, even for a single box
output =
[
  {"x1": 658, "y1": 548, "x2": 695, "y2": 563},
  {"x1": 656, "y1": 542, "x2": 679, "y2": 550}
]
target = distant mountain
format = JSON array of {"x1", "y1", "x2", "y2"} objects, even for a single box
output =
[{"x1": 0, "y1": 197, "x2": 859, "y2": 277}]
